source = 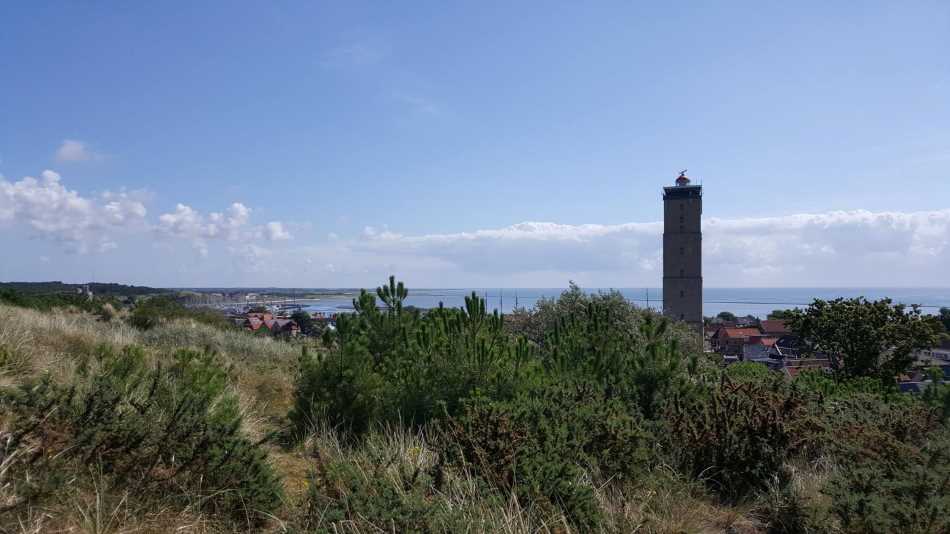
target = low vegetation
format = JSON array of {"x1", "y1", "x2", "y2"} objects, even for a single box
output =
[{"x1": 0, "y1": 278, "x2": 947, "y2": 532}]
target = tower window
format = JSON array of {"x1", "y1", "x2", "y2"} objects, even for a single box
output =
[
  {"x1": 679, "y1": 247, "x2": 684, "y2": 255},
  {"x1": 680, "y1": 290, "x2": 685, "y2": 298},
  {"x1": 679, "y1": 215, "x2": 684, "y2": 223},
  {"x1": 680, "y1": 313, "x2": 685, "y2": 320},
  {"x1": 680, "y1": 269, "x2": 684, "y2": 277}
]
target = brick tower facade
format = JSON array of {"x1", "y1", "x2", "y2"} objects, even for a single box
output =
[{"x1": 662, "y1": 172, "x2": 703, "y2": 332}]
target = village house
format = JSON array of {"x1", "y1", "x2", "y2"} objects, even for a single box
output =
[
  {"x1": 767, "y1": 335, "x2": 803, "y2": 359},
  {"x1": 710, "y1": 327, "x2": 763, "y2": 356},
  {"x1": 243, "y1": 314, "x2": 300, "y2": 337},
  {"x1": 915, "y1": 346, "x2": 950, "y2": 365},
  {"x1": 759, "y1": 319, "x2": 792, "y2": 337},
  {"x1": 742, "y1": 335, "x2": 779, "y2": 360}
]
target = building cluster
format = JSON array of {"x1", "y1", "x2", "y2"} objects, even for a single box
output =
[
  {"x1": 902, "y1": 342, "x2": 950, "y2": 393},
  {"x1": 229, "y1": 308, "x2": 340, "y2": 338},
  {"x1": 706, "y1": 317, "x2": 950, "y2": 391},
  {"x1": 706, "y1": 319, "x2": 832, "y2": 377},
  {"x1": 239, "y1": 311, "x2": 301, "y2": 337}
]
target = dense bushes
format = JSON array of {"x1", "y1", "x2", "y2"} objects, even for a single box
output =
[
  {"x1": 0, "y1": 287, "x2": 114, "y2": 314},
  {"x1": 288, "y1": 277, "x2": 950, "y2": 532},
  {"x1": 288, "y1": 278, "x2": 713, "y2": 528},
  {"x1": 303, "y1": 442, "x2": 469, "y2": 532},
  {"x1": 128, "y1": 294, "x2": 232, "y2": 330},
  {"x1": 665, "y1": 376, "x2": 810, "y2": 502},
  {"x1": 824, "y1": 428, "x2": 950, "y2": 534},
  {"x1": 445, "y1": 385, "x2": 653, "y2": 528},
  {"x1": 787, "y1": 297, "x2": 940, "y2": 379},
  {"x1": 0, "y1": 345, "x2": 282, "y2": 524},
  {"x1": 289, "y1": 280, "x2": 538, "y2": 437},
  {"x1": 4, "y1": 276, "x2": 950, "y2": 531}
]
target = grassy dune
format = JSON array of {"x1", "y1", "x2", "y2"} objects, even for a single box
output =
[{"x1": 0, "y1": 304, "x2": 762, "y2": 533}]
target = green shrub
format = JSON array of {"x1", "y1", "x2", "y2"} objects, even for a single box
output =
[
  {"x1": 444, "y1": 384, "x2": 653, "y2": 529},
  {"x1": 824, "y1": 428, "x2": 950, "y2": 534},
  {"x1": 0, "y1": 345, "x2": 282, "y2": 523},
  {"x1": 129, "y1": 295, "x2": 231, "y2": 330},
  {"x1": 288, "y1": 280, "x2": 540, "y2": 438},
  {"x1": 665, "y1": 376, "x2": 809, "y2": 503},
  {"x1": 289, "y1": 342, "x2": 384, "y2": 437},
  {"x1": 759, "y1": 480, "x2": 828, "y2": 534},
  {"x1": 922, "y1": 372, "x2": 950, "y2": 422},
  {"x1": 0, "y1": 287, "x2": 116, "y2": 314},
  {"x1": 818, "y1": 394, "x2": 938, "y2": 466},
  {"x1": 304, "y1": 454, "x2": 469, "y2": 533},
  {"x1": 725, "y1": 361, "x2": 774, "y2": 383},
  {"x1": 794, "y1": 369, "x2": 901, "y2": 399}
]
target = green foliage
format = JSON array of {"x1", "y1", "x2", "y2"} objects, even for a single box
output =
[
  {"x1": 0, "y1": 281, "x2": 164, "y2": 298},
  {"x1": 506, "y1": 282, "x2": 701, "y2": 351},
  {"x1": 665, "y1": 376, "x2": 809, "y2": 503},
  {"x1": 0, "y1": 287, "x2": 110, "y2": 313},
  {"x1": 760, "y1": 482, "x2": 823, "y2": 534},
  {"x1": 289, "y1": 341, "x2": 384, "y2": 436},
  {"x1": 285, "y1": 276, "x2": 950, "y2": 529},
  {"x1": 444, "y1": 385, "x2": 652, "y2": 529},
  {"x1": 291, "y1": 310, "x2": 318, "y2": 336},
  {"x1": 724, "y1": 361, "x2": 774, "y2": 383},
  {"x1": 288, "y1": 278, "x2": 539, "y2": 437},
  {"x1": 923, "y1": 379, "x2": 950, "y2": 422},
  {"x1": 824, "y1": 427, "x2": 950, "y2": 534},
  {"x1": 768, "y1": 309, "x2": 795, "y2": 320},
  {"x1": 793, "y1": 368, "x2": 901, "y2": 400},
  {"x1": 303, "y1": 450, "x2": 469, "y2": 533},
  {"x1": 820, "y1": 394, "x2": 938, "y2": 465},
  {"x1": 0, "y1": 345, "x2": 282, "y2": 523},
  {"x1": 716, "y1": 311, "x2": 738, "y2": 322},
  {"x1": 787, "y1": 297, "x2": 940, "y2": 380},
  {"x1": 128, "y1": 294, "x2": 231, "y2": 330},
  {"x1": 938, "y1": 307, "x2": 950, "y2": 333}
]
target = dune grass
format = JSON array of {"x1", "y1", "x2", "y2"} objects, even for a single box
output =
[{"x1": 0, "y1": 304, "x2": 765, "y2": 533}]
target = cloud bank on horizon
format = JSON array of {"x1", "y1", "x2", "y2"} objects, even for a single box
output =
[
  {"x1": 1, "y1": 170, "x2": 947, "y2": 288},
  {"x1": 0, "y1": 170, "x2": 292, "y2": 258}
]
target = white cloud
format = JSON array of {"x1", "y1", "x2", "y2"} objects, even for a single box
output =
[
  {"x1": 0, "y1": 171, "x2": 292, "y2": 258},
  {"x1": 272, "y1": 210, "x2": 950, "y2": 287},
  {"x1": 156, "y1": 202, "x2": 256, "y2": 253},
  {"x1": 264, "y1": 221, "x2": 291, "y2": 241},
  {"x1": 0, "y1": 169, "x2": 147, "y2": 253},
  {"x1": 54, "y1": 139, "x2": 101, "y2": 162},
  {"x1": 3, "y1": 170, "x2": 947, "y2": 287},
  {"x1": 155, "y1": 201, "x2": 293, "y2": 256}
]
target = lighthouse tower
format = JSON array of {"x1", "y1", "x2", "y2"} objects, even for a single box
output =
[{"x1": 662, "y1": 171, "x2": 703, "y2": 332}]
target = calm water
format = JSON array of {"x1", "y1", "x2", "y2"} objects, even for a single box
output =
[{"x1": 299, "y1": 288, "x2": 950, "y2": 319}]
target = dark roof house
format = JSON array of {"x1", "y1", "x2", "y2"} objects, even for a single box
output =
[{"x1": 760, "y1": 320, "x2": 792, "y2": 336}]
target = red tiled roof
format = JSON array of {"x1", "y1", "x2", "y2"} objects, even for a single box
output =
[
  {"x1": 760, "y1": 320, "x2": 791, "y2": 335},
  {"x1": 720, "y1": 327, "x2": 762, "y2": 340}
]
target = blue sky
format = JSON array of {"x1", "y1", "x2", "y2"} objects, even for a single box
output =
[{"x1": 1, "y1": 2, "x2": 949, "y2": 288}]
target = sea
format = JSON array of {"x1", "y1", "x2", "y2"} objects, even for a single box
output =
[{"x1": 297, "y1": 288, "x2": 950, "y2": 319}]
